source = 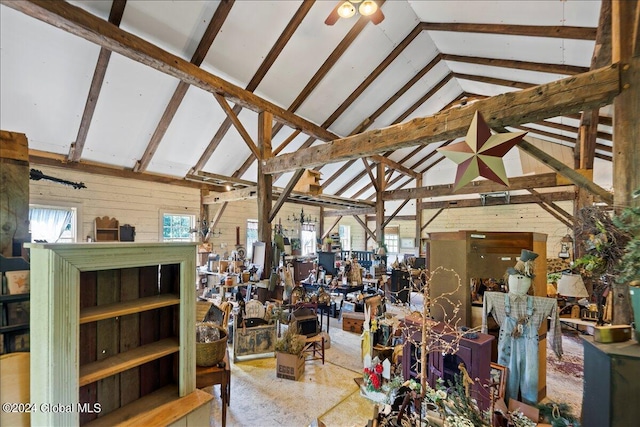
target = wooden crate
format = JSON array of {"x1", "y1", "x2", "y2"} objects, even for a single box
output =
[
  {"x1": 293, "y1": 170, "x2": 322, "y2": 195},
  {"x1": 342, "y1": 312, "x2": 365, "y2": 333}
]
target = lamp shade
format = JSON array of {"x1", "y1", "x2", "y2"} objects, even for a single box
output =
[{"x1": 557, "y1": 273, "x2": 588, "y2": 298}]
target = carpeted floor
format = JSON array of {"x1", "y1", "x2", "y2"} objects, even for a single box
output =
[{"x1": 202, "y1": 313, "x2": 585, "y2": 427}]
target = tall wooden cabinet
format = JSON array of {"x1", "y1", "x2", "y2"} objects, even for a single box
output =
[
  {"x1": 27, "y1": 242, "x2": 211, "y2": 426},
  {"x1": 427, "y1": 231, "x2": 548, "y2": 400}
]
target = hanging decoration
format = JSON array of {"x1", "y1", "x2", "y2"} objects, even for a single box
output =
[
  {"x1": 437, "y1": 111, "x2": 526, "y2": 190},
  {"x1": 30, "y1": 168, "x2": 86, "y2": 189}
]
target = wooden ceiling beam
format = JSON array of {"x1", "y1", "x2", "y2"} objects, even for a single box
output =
[
  {"x1": 3, "y1": 0, "x2": 337, "y2": 142},
  {"x1": 384, "y1": 172, "x2": 561, "y2": 201},
  {"x1": 361, "y1": 158, "x2": 379, "y2": 192},
  {"x1": 68, "y1": 0, "x2": 127, "y2": 163},
  {"x1": 535, "y1": 201, "x2": 573, "y2": 228},
  {"x1": 269, "y1": 169, "x2": 305, "y2": 222},
  {"x1": 321, "y1": 216, "x2": 342, "y2": 240},
  {"x1": 512, "y1": 124, "x2": 613, "y2": 153},
  {"x1": 453, "y1": 73, "x2": 534, "y2": 90},
  {"x1": 420, "y1": 191, "x2": 575, "y2": 210},
  {"x1": 421, "y1": 208, "x2": 444, "y2": 232},
  {"x1": 213, "y1": 93, "x2": 260, "y2": 160},
  {"x1": 382, "y1": 199, "x2": 410, "y2": 229},
  {"x1": 421, "y1": 22, "x2": 596, "y2": 40},
  {"x1": 353, "y1": 215, "x2": 376, "y2": 242},
  {"x1": 264, "y1": 64, "x2": 620, "y2": 174},
  {"x1": 325, "y1": 207, "x2": 376, "y2": 217},
  {"x1": 442, "y1": 54, "x2": 589, "y2": 75},
  {"x1": 134, "y1": 0, "x2": 234, "y2": 173},
  {"x1": 29, "y1": 150, "x2": 225, "y2": 192},
  {"x1": 528, "y1": 188, "x2": 574, "y2": 222},
  {"x1": 369, "y1": 154, "x2": 420, "y2": 179}
]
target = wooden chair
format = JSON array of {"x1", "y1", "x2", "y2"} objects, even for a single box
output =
[{"x1": 0, "y1": 352, "x2": 30, "y2": 426}]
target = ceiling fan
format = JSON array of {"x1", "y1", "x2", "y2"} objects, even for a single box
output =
[{"x1": 325, "y1": 0, "x2": 385, "y2": 26}]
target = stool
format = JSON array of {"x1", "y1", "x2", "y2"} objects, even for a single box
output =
[{"x1": 303, "y1": 334, "x2": 325, "y2": 364}]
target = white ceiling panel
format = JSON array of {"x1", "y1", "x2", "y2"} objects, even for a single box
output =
[{"x1": 0, "y1": 6, "x2": 100, "y2": 153}]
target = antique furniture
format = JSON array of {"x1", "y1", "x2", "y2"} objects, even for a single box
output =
[
  {"x1": 428, "y1": 231, "x2": 548, "y2": 400},
  {"x1": 582, "y1": 336, "x2": 640, "y2": 427},
  {"x1": 27, "y1": 242, "x2": 212, "y2": 426},
  {"x1": 0, "y1": 255, "x2": 30, "y2": 354},
  {"x1": 196, "y1": 349, "x2": 230, "y2": 427},
  {"x1": 94, "y1": 216, "x2": 120, "y2": 241},
  {"x1": 402, "y1": 315, "x2": 494, "y2": 411},
  {"x1": 233, "y1": 300, "x2": 277, "y2": 362}
]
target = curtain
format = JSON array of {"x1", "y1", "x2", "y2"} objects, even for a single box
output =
[{"x1": 29, "y1": 208, "x2": 72, "y2": 243}]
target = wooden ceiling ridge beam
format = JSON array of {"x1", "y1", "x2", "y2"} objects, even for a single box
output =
[
  {"x1": 263, "y1": 64, "x2": 620, "y2": 174},
  {"x1": 419, "y1": 190, "x2": 575, "y2": 210},
  {"x1": 383, "y1": 172, "x2": 561, "y2": 201},
  {"x1": 2, "y1": 0, "x2": 339, "y2": 147},
  {"x1": 68, "y1": 0, "x2": 127, "y2": 163},
  {"x1": 441, "y1": 54, "x2": 589, "y2": 75},
  {"x1": 420, "y1": 22, "x2": 597, "y2": 40},
  {"x1": 213, "y1": 93, "x2": 261, "y2": 160},
  {"x1": 133, "y1": 0, "x2": 234, "y2": 173}
]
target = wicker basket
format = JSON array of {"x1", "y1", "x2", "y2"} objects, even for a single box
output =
[{"x1": 196, "y1": 322, "x2": 228, "y2": 367}]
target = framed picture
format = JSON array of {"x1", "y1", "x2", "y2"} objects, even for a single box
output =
[
  {"x1": 490, "y1": 363, "x2": 507, "y2": 400},
  {"x1": 400, "y1": 238, "x2": 414, "y2": 249}
]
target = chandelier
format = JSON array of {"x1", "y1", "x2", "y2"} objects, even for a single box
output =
[
  {"x1": 190, "y1": 218, "x2": 222, "y2": 240},
  {"x1": 287, "y1": 208, "x2": 317, "y2": 225}
]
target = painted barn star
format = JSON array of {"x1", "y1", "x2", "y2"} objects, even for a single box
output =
[{"x1": 437, "y1": 111, "x2": 526, "y2": 190}]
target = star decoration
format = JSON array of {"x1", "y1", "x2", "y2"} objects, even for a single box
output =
[{"x1": 437, "y1": 111, "x2": 527, "y2": 190}]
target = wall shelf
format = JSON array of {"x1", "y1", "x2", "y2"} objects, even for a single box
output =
[{"x1": 79, "y1": 294, "x2": 180, "y2": 324}]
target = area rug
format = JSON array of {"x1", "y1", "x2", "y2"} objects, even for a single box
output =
[{"x1": 544, "y1": 332, "x2": 584, "y2": 418}]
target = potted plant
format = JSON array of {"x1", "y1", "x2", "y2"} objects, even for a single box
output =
[
  {"x1": 612, "y1": 206, "x2": 640, "y2": 340},
  {"x1": 274, "y1": 325, "x2": 306, "y2": 381},
  {"x1": 573, "y1": 206, "x2": 634, "y2": 325}
]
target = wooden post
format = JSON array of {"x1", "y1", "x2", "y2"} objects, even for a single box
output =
[
  {"x1": 415, "y1": 176, "x2": 423, "y2": 256},
  {"x1": 612, "y1": 0, "x2": 640, "y2": 210},
  {"x1": 0, "y1": 131, "x2": 30, "y2": 257},
  {"x1": 257, "y1": 112, "x2": 273, "y2": 277},
  {"x1": 375, "y1": 163, "x2": 385, "y2": 249}
]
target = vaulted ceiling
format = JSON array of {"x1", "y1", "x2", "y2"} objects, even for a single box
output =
[{"x1": 0, "y1": 0, "x2": 614, "y2": 209}]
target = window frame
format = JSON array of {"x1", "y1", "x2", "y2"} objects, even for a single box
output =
[{"x1": 160, "y1": 211, "x2": 196, "y2": 242}]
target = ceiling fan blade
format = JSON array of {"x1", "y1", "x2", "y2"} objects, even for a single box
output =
[
  {"x1": 324, "y1": 4, "x2": 341, "y2": 26},
  {"x1": 370, "y1": 8, "x2": 385, "y2": 25}
]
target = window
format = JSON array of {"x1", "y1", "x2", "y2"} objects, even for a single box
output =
[
  {"x1": 29, "y1": 205, "x2": 76, "y2": 243},
  {"x1": 301, "y1": 222, "x2": 317, "y2": 256},
  {"x1": 339, "y1": 225, "x2": 351, "y2": 251},
  {"x1": 246, "y1": 219, "x2": 258, "y2": 258},
  {"x1": 162, "y1": 213, "x2": 195, "y2": 242},
  {"x1": 384, "y1": 226, "x2": 399, "y2": 254}
]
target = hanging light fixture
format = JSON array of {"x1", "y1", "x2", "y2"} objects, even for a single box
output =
[{"x1": 326, "y1": 0, "x2": 384, "y2": 25}]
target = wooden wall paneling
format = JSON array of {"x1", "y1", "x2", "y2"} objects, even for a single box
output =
[
  {"x1": 119, "y1": 268, "x2": 140, "y2": 407},
  {"x1": 96, "y1": 270, "x2": 121, "y2": 415},
  {"x1": 139, "y1": 265, "x2": 161, "y2": 397}
]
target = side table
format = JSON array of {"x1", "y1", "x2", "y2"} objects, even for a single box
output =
[{"x1": 196, "y1": 349, "x2": 231, "y2": 427}]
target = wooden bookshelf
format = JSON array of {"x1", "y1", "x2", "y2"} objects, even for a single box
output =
[{"x1": 27, "y1": 242, "x2": 209, "y2": 426}]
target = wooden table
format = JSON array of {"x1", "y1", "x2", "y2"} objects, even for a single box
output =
[{"x1": 196, "y1": 349, "x2": 230, "y2": 427}]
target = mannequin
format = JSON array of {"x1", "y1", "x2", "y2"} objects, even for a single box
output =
[{"x1": 482, "y1": 251, "x2": 562, "y2": 405}]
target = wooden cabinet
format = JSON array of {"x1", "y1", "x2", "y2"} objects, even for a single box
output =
[
  {"x1": 0, "y1": 255, "x2": 30, "y2": 354},
  {"x1": 582, "y1": 337, "x2": 640, "y2": 427},
  {"x1": 94, "y1": 216, "x2": 120, "y2": 241},
  {"x1": 389, "y1": 269, "x2": 410, "y2": 303},
  {"x1": 27, "y1": 242, "x2": 211, "y2": 426},
  {"x1": 403, "y1": 315, "x2": 494, "y2": 411}
]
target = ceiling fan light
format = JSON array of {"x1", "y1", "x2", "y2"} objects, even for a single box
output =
[
  {"x1": 337, "y1": 1, "x2": 356, "y2": 18},
  {"x1": 359, "y1": 1, "x2": 378, "y2": 16}
]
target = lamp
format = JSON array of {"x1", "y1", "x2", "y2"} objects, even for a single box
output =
[
  {"x1": 557, "y1": 273, "x2": 588, "y2": 299},
  {"x1": 337, "y1": 1, "x2": 378, "y2": 19}
]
